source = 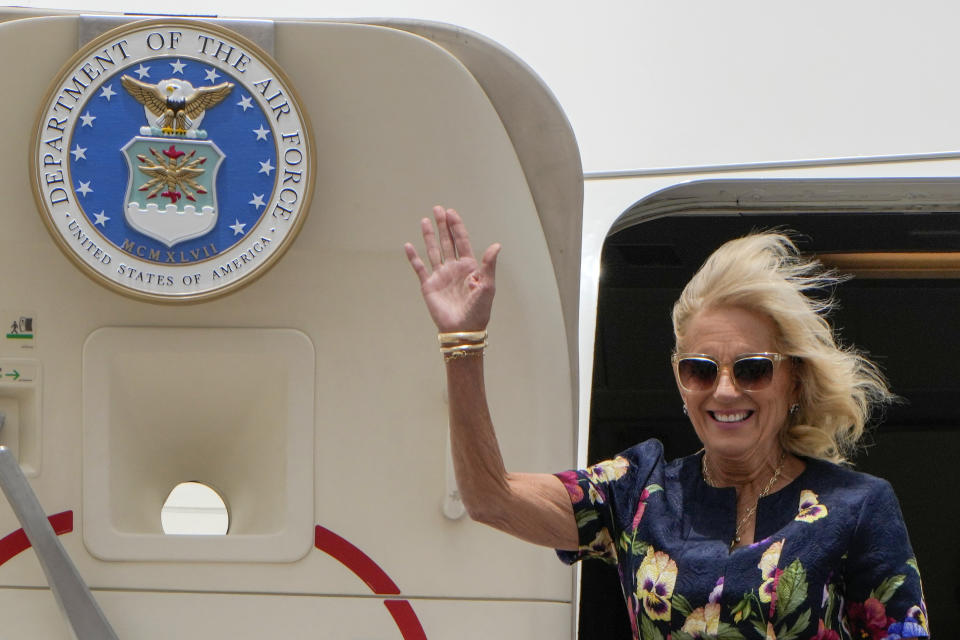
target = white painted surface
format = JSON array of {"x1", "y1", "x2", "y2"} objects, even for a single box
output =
[
  {"x1": 4, "y1": 589, "x2": 571, "y2": 639},
  {"x1": 82, "y1": 328, "x2": 315, "y2": 562},
  {"x1": 9, "y1": 1, "x2": 960, "y2": 173},
  {"x1": 3, "y1": 3, "x2": 960, "y2": 638},
  {"x1": 0, "y1": 14, "x2": 574, "y2": 637}
]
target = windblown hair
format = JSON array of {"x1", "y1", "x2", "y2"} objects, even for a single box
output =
[{"x1": 671, "y1": 232, "x2": 894, "y2": 464}]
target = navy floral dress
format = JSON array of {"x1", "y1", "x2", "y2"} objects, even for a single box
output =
[{"x1": 555, "y1": 440, "x2": 930, "y2": 640}]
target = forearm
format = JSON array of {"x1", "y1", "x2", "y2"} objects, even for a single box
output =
[
  {"x1": 445, "y1": 355, "x2": 510, "y2": 519},
  {"x1": 445, "y1": 355, "x2": 578, "y2": 550},
  {"x1": 406, "y1": 206, "x2": 577, "y2": 549}
]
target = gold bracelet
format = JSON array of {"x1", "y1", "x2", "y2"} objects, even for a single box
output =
[
  {"x1": 440, "y1": 342, "x2": 487, "y2": 354},
  {"x1": 443, "y1": 349, "x2": 485, "y2": 363},
  {"x1": 438, "y1": 331, "x2": 487, "y2": 346}
]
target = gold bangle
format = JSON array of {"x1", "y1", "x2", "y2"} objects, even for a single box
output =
[
  {"x1": 440, "y1": 342, "x2": 487, "y2": 354},
  {"x1": 443, "y1": 349, "x2": 485, "y2": 363},
  {"x1": 438, "y1": 331, "x2": 487, "y2": 346}
]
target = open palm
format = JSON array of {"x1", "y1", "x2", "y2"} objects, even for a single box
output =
[{"x1": 405, "y1": 207, "x2": 500, "y2": 333}]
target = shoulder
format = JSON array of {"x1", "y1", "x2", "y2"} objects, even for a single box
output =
[
  {"x1": 580, "y1": 439, "x2": 667, "y2": 475},
  {"x1": 561, "y1": 439, "x2": 668, "y2": 494},
  {"x1": 621, "y1": 438, "x2": 667, "y2": 465},
  {"x1": 613, "y1": 438, "x2": 673, "y2": 482},
  {"x1": 588, "y1": 440, "x2": 701, "y2": 493},
  {"x1": 803, "y1": 457, "x2": 895, "y2": 496},
  {"x1": 802, "y1": 458, "x2": 905, "y2": 532}
]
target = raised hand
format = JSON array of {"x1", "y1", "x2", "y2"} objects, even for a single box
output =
[{"x1": 405, "y1": 206, "x2": 501, "y2": 333}]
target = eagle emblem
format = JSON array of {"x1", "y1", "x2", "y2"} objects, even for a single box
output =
[
  {"x1": 114, "y1": 75, "x2": 234, "y2": 246},
  {"x1": 121, "y1": 75, "x2": 234, "y2": 137},
  {"x1": 34, "y1": 19, "x2": 313, "y2": 302}
]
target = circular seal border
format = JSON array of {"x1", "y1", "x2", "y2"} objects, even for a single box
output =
[{"x1": 30, "y1": 18, "x2": 315, "y2": 304}]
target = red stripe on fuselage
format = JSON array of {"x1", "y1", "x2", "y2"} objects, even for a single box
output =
[
  {"x1": 314, "y1": 524, "x2": 401, "y2": 595},
  {"x1": 314, "y1": 525, "x2": 430, "y2": 638},
  {"x1": 0, "y1": 510, "x2": 74, "y2": 567},
  {"x1": 384, "y1": 599, "x2": 429, "y2": 640}
]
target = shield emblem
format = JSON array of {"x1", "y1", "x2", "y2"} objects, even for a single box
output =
[{"x1": 121, "y1": 137, "x2": 226, "y2": 248}]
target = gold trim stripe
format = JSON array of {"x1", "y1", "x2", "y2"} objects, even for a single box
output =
[{"x1": 818, "y1": 252, "x2": 960, "y2": 279}]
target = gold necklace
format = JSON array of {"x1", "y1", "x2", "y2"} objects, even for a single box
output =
[{"x1": 701, "y1": 451, "x2": 786, "y2": 550}]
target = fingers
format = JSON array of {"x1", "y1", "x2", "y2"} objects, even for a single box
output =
[
  {"x1": 404, "y1": 242, "x2": 430, "y2": 285},
  {"x1": 480, "y1": 242, "x2": 501, "y2": 281},
  {"x1": 421, "y1": 216, "x2": 442, "y2": 270},
  {"x1": 445, "y1": 208, "x2": 475, "y2": 259},
  {"x1": 413, "y1": 206, "x2": 479, "y2": 274},
  {"x1": 435, "y1": 205, "x2": 457, "y2": 262}
]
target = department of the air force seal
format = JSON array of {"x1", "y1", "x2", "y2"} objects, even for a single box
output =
[{"x1": 31, "y1": 19, "x2": 314, "y2": 302}]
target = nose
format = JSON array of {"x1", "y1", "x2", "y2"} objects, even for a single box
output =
[{"x1": 713, "y1": 367, "x2": 740, "y2": 398}]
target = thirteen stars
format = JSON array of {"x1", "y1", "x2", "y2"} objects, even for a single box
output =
[
  {"x1": 170, "y1": 59, "x2": 186, "y2": 74},
  {"x1": 80, "y1": 111, "x2": 96, "y2": 127},
  {"x1": 93, "y1": 211, "x2": 110, "y2": 227},
  {"x1": 134, "y1": 64, "x2": 150, "y2": 79},
  {"x1": 99, "y1": 84, "x2": 116, "y2": 101},
  {"x1": 237, "y1": 95, "x2": 253, "y2": 111},
  {"x1": 258, "y1": 159, "x2": 275, "y2": 175},
  {"x1": 70, "y1": 145, "x2": 87, "y2": 161},
  {"x1": 253, "y1": 124, "x2": 270, "y2": 140},
  {"x1": 76, "y1": 181, "x2": 93, "y2": 197},
  {"x1": 229, "y1": 219, "x2": 247, "y2": 235},
  {"x1": 249, "y1": 193, "x2": 266, "y2": 210},
  {"x1": 204, "y1": 68, "x2": 221, "y2": 83}
]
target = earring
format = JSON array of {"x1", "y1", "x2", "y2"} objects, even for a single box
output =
[
  {"x1": 682, "y1": 405, "x2": 688, "y2": 416},
  {"x1": 789, "y1": 403, "x2": 800, "y2": 416}
]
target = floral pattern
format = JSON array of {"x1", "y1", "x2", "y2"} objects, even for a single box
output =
[
  {"x1": 681, "y1": 602, "x2": 722, "y2": 637},
  {"x1": 758, "y1": 539, "x2": 785, "y2": 607},
  {"x1": 583, "y1": 529, "x2": 616, "y2": 560},
  {"x1": 555, "y1": 439, "x2": 930, "y2": 640},
  {"x1": 811, "y1": 619, "x2": 841, "y2": 640},
  {"x1": 796, "y1": 490, "x2": 829, "y2": 523},
  {"x1": 887, "y1": 618, "x2": 929, "y2": 640},
  {"x1": 847, "y1": 598, "x2": 894, "y2": 639},
  {"x1": 585, "y1": 456, "x2": 630, "y2": 484},
  {"x1": 636, "y1": 547, "x2": 678, "y2": 620}
]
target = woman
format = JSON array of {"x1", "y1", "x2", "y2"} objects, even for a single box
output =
[{"x1": 405, "y1": 206, "x2": 930, "y2": 639}]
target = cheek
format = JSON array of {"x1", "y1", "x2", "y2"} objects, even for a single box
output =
[
  {"x1": 681, "y1": 392, "x2": 704, "y2": 417},
  {"x1": 676, "y1": 386, "x2": 693, "y2": 410},
  {"x1": 762, "y1": 393, "x2": 792, "y2": 423},
  {"x1": 782, "y1": 364, "x2": 801, "y2": 400}
]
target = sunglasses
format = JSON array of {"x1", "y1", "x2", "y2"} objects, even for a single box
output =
[{"x1": 671, "y1": 352, "x2": 786, "y2": 392}]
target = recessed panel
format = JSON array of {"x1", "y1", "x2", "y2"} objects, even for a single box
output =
[{"x1": 83, "y1": 327, "x2": 315, "y2": 561}]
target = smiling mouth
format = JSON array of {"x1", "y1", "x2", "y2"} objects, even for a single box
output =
[{"x1": 708, "y1": 410, "x2": 754, "y2": 423}]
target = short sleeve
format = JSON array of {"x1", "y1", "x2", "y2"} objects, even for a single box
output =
[
  {"x1": 842, "y1": 479, "x2": 931, "y2": 638},
  {"x1": 553, "y1": 439, "x2": 663, "y2": 566}
]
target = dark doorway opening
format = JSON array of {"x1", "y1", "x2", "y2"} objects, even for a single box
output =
[{"x1": 581, "y1": 202, "x2": 959, "y2": 638}]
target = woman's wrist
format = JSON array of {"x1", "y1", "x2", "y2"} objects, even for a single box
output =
[{"x1": 439, "y1": 330, "x2": 487, "y2": 363}]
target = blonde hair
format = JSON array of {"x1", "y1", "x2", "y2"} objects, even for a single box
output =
[{"x1": 671, "y1": 232, "x2": 894, "y2": 464}]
